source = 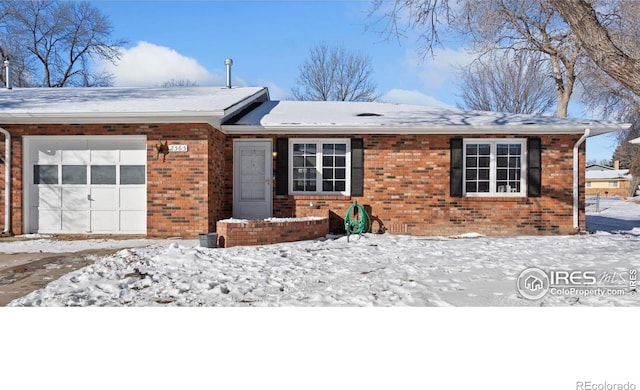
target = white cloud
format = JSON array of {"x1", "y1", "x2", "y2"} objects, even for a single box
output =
[
  {"x1": 379, "y1": 89, "x2": 452, "y2": 107},
  {"x1": 100, "y1": 41, "x2": 222, "y2": 87},
  {"x1": 405, "y1": 47, "x2": 475, "y2": 89}
]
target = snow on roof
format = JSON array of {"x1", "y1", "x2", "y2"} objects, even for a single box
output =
[
  {"x1": 586, "y1": 169, "x2": 632, "y2": 180},
  {"x1": 0, "y1": 86, "x2": 267, "y2": 125},
  {"x1": 224, "y1": 100, "x2": 628, "y2": 135}
]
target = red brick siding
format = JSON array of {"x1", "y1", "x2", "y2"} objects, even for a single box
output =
[
  {"x1": 216, "y1": 217, "x2": 329, "y2": 248},
  {"x1": 0, "y1": 123, "x2": 219, "y2": 237},
  {"x1": 225, "y1": 134, "x2": 586, "y2": 236}
]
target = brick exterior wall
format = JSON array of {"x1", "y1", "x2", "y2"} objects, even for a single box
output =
[
  {"x1": 226, "y1": 133, "x2": 586, "y2": 236},
  {"x1": 0, "y1": 123, "x2": 221, "y2": 237},
  {"x1": 216, "y1": 217, "x2": 329, "y2": 248},
  {"x1": 0, "y1": 125, "x2": 586, "y2": 238}
]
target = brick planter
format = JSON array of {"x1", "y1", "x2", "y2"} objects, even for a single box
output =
[{"x1": 216, "y1": 216, "x2": 329, "y2": 248}]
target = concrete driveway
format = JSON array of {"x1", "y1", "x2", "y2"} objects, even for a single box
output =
[{"x1": 0, "y1": 235, "x2": 193, "y2": 306}]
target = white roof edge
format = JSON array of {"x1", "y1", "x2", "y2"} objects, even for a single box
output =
[
  {"x1": 0, "y1": 111, "x2": 225, "y2": 125},
  {"x1": 221, "y1": 123, "x2": 627, "y2": 135}
]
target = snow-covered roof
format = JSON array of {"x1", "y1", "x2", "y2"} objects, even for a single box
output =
[
  {"x1": 586, "y1": 169, "x2": 631, "y2": 180},
  {"x1": 0, "y1": 86, "x2": 268, "y2": 126},
  {"x1": 223, "y1": 100, "x2": 629, "y2": 135}
]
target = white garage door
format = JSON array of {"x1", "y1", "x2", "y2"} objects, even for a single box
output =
[{"x1": 25, "y1": 136, "x2": 147, "y2": 234}]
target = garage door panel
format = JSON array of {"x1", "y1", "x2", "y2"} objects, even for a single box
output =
[
  {"x1": 33, "y1": 208, "x2": 61, "y2": 232},
  {"x1": 62, "y1": 149, "x2": 90, "y2": 164},
  {"x1": 121, "y1": 149, "x2": 147, "y2": 164},
  {"x1": 34, "y1": 147, "x2": 61, "y2": 164},
  {"x1": 120, "y1": 211, "x2": 146, "y2": 232},
  {"x1": 62, "y1": 210, "x2": 89, "y2": 233},
  {"x1": 62, "y1": 188, "x2": 89, "y2": 209},
  {"x1": 91, "y1": 211, "x2": 117, "y2": 232},
  {"x1": 120, "y1": 187, "x2": 146, "y2": 210},
  {"x1": 32, "y1": 186, "x2": 61, "y2": 208},
  {"x1": 91, "y1": 150, "x2": 118, "y2": 164},
  {"x1": 91, "y1": 188, "x2": 117, "y2": 210}
]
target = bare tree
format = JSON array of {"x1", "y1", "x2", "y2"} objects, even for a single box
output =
[
  {"x1": 292, "y1": 44, "x2": 378, "y2": 102},
  {"x1": 371, "y1": 0, "x2": 580, "y2": 117},
  {"x1": 160, "y1": 79, "x2": 200, "y2": 88},
  {"x1": 549, "y1": 0, "x2": 640, "y2": 100},
  {"x1": 0, "y1": 0, "x2": 124, "y2": 87},
  {"x1": 458, "y1": 51, "x2": 556, "y2": 114}
]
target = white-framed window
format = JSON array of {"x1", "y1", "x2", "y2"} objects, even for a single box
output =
[
  {"x1": 463, "y1": 139, "x2": 527, "y2": 197},
  {"x1": 289, "y1": 139, "x2": 351, "y2": 195},
  {"x1": 609, "y1": 181, "x2": 619, "y2": 188}
]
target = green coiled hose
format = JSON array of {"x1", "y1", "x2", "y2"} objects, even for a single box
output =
[{"x1": 344, "y1": 202, "x2": 369, "y2": 235}]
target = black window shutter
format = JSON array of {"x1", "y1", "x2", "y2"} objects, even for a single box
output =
[
  {"x1": 351, "y1": 138, "x2": 364, "y2": 196},
  {"x1": 275, "y1": 138, "x2": 288, "y2": 195},
  {"x1": 527, "y1": 137, "x2": 542, "y2": 197},
  {"x1": 450, "y1": 138, "x2": 463, "y2": 197}
]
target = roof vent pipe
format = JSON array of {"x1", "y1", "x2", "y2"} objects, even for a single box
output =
[
  {"x1": 225, "y1": 58, "x2": 233, "y2": 88},
  {"x1": 4, "y1": 60, "x2": 12, "y2": 90}
]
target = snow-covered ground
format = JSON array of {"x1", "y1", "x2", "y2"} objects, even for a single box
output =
[{"x1": 6, "y1": 197, "x2": 639, "y2": 307}]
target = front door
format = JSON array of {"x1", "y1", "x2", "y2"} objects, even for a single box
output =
[{"x1": 233, "y1": 140, "x2": 272, "y2": 219}]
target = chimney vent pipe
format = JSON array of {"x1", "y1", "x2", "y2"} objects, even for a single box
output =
[
  {"x1": 4, "y1": 60, "x2": 12, "y2": 90},
  {"x1": 225, "y1": 58, "x2": 233, "y2": 88}
]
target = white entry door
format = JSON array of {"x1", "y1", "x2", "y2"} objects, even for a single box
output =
[{"x1": 233, "y1": 140, "x2": 272, "y2": 219}]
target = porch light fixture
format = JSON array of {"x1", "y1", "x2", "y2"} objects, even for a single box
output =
[
  {"x1": 156, "y1": 137, "x2": 169, "y2": 162},
  {"x1": 272, "y1": 151, "x2": 278, "y2": 158}
]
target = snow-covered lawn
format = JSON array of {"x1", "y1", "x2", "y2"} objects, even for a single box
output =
[{"x1": 7, "y1": 197, "x2": 640, "y2": 306}]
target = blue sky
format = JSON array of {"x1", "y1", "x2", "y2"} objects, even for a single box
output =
[{"x1": 92, "y1": 0, "x2": 618, "y2": 161}]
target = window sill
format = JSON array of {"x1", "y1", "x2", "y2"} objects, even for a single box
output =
[{"x1": 460, "y1": 196, "x2": 528, "y2": 202}]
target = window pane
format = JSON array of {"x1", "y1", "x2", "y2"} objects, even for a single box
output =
[
  {"x1": 91, "y1": 165, "x2": 116, "y2": 185},
  {"x1": 478, "y1": 182, "x2": 490, "y2": 192},
  {"x1": 466, "y1": 157, "x2": 477, "y2": 168},
  {"x1": 497, "y1": 157, "x2": 508, "y2": 167},
  {"x1": 497, "y1": 169, "x2": 507, "y2": 180},
  {"x1": 335, "y1": 156, "x2": 346, "y2": 167},
  {"x1": 479, "y1": 157, "x2": 490, "y2": 167},
  {"x1": 62, "y1": 165, "x2": 87, "y2": 185},
  {"x1": 509, "y1": 144, "x2": 521, "y2": 154},
  {"x1": 323, "y1": 144, "x2": 334, "y2": 154},
  {"x1": 335, "y1": 144, "x2": 346, "y2": 155},
  {"x1": 323, "y1": 168, "x2": 333, "y2": 179},
  {"x1": 121, "y1": 165, "x2": 145, "y2": 185},
  {"x1": 479, "y1": 169, "x2": 490, "y2": 180},
  {"x1": 323, "y1": 181, "x2": 334, "y2": 191},
  {"x1": 466, "y1": 144, "x2": 477, "y2": 155},
  {"x1": 497, "y1": 144, "x2": 509, "y2": 155},
  {"x1": 335, "y1": 168, "x2": 346, "y2": 180},
  {"x1": 306, "y1": 144, "x2": 316, "y2": 154},
  {"x1": 34, "y1": 165, "x2": 58, "y2": 185},
  {"x1": 335, "y1": 181, "x2": 346, "y2": 191},
  {"x1": 478, "y1": 144, "x2": 491, "y2": 155},
  {"x1": 466, "y1": 169, "x2": 477, "y2": 180},
  {"x1": 323, "y1": 156, "x2": 333, "y2": 166},
  {"x1": 305, "y1": 156, "x2": 316, "y2": 166},
  {"x1": 466, "y1": 182, "x2": 477, "y2": 192},
  {"x1": 293, "y1": 156, "x2": 305, "y2": 166}
]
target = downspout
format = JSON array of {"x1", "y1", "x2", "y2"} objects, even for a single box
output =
[
  {"x1": 573, "y1": 128, "x2": 590, "y2": 231},
  {"x1": 0, "y1": 126, "x2": 10, "y2": 235}
]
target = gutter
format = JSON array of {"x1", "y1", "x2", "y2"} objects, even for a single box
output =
[
  {"x1": 0, "y1": 126, "x2": 11, "y2": 235},
  {"x1": 573, "y1": 129, "x2": 590, "y2": 231}
]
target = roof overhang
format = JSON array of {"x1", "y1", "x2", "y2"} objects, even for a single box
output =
[{"x1": 221, "y1": 123, "x2": 630, "y2": 136}]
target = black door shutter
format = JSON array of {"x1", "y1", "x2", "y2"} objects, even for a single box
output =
[
  {"x1": 450, "y1": 138, "x2": 463, "y2": 197},
  {"x1": 275, "y1": 138, "x2": 288, "y2": 195},
  {"x1": 527, "y1": 137, "x2": 542, "y2": 197},
  {"x1": 351, "y1": 138, "x2": 364, "y2": 196}
]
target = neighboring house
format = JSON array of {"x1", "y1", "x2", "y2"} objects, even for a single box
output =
[
  {"x1": 585, "y1": 162, "x2": 632, "y2": 197},
  {"x1": 0, "y1": 87, "x2": 628, "y2": 237}
]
